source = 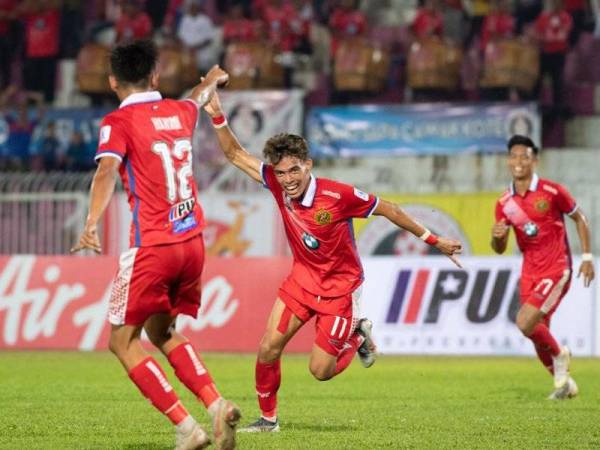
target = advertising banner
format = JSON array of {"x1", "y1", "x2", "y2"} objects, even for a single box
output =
[
  {"x1": 1, "y1": 256, "x2": 595, "y2": 356},
  {"x1": 361, "y1": 257, "x2": 597, "y2": 356},
  {"x1": 355, "y1": 193, "x2": 516, "y2": 256},
  {"x1": 0, "y1": 255, "x2": 311, "y2": 352},
  {"x1": 306, "y1": 102, "x2": 540, "y2": 157}
]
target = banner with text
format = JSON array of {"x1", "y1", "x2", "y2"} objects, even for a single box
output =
[
  {"x1": 361, "y1": 257, "x2": 597, "y2": 356},
  {"x1": 306, "y1": 103, "x2": 540, "y2": 157},
  {"x1": 0, "y1": 256, "x2": 596, "y2": 355}
]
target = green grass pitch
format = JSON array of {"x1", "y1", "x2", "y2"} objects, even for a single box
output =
[{"x1": 1, "y1": 352, "x2": 599, "y2": 449}]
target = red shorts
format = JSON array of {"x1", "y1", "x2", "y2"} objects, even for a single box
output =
[
  {"x1": 520, "y1": 269, "x2": 571, "y2": 317},
  {"x1": 108, "y1": 235, "x2": 205, "y2": 326},
  {"x1": 278, "y1": 277, "x2": 361, "y2": 357}
]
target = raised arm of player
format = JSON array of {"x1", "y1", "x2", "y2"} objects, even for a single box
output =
[
  {"x1": 71, "y1": 157, "x2": 120, "y2": 253},
  {"x1": 203, "y1": 91, "x2": 263, "y2": 183},
  {"x1": 373, "y1": 199, "x2": 463, "y2": 267},
  {"x1": 188, "y1": 65, "x2": 230, "y2": 108},
  {"x1": 569, "y1": 208, "x2": 595, "y2": 287}
]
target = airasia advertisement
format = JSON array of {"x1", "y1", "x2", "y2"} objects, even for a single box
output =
[
  {"x1": 0, "y1": 256, "x2": 597, "y2": 355},
  {"x1": 0, "y1": 255, "x2": 313, "y2": 352}
]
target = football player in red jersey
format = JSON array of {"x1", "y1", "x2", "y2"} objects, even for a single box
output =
[
  {"x1": 71, "y1": 40, "x2": 240, "y2": 450},
  {"x1": 203, "y1": 91, "x2": 462, "y2": 432},
  {"x1": 492, "y1": 135, "x2": 594, "y2": 400}
]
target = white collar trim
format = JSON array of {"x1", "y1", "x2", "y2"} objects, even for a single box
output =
[
  {"x1": 510, "y1": 173, "x2": 539, "y2": 195},
  {"x1": 300, "y1": 174, "x2": 317, "y2": 207},
  {"x1": 119, "y1": 91, "x2": 162, "y2": 109}
]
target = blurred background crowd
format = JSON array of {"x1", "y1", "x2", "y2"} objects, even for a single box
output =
[{"x1": 0, "y1": 0, "x2": 599, "y2": 172}]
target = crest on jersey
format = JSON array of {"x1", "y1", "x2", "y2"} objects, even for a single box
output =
[
  {"x1": 535, "y1": 198, "x2": 549, "y2": 213},
  {"x1": 315, "y1": 209, "x2": 332, "y2": 225},
  {"x1": 302, "y1": 232, "x2": 320, "y2": 250},
  {"x1": 353, "y1": 188, "x2": 369, "y2": 201}
]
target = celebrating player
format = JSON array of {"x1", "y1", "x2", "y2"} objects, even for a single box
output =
[
  {"x1": 71, "y1": 40, "x2": 239, "y2": 450},
  {"x1": 204, "y1": 91, "x2": 463, "y2": 432},
  {"x1": 492, "y1": 135, "x2": 594, "y2": 399}
]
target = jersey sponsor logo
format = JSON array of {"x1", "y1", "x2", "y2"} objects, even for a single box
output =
[
  {"x1": 173, "y1": 215, "x2": 198, "y2": 234},
  {"x1": 99, "y1": 125, "x2": 111, "y2": 144},
  {"x1": 151, "y1": 116, "x2": 183, "y2": 130},
  {"x1": 322, "y1": 189, "x2": 341, "y2": 199},
  {"x1": 385, "y1": 268, "x2": 520, "y2": 326},
  {"x1": 314, "y1": 208, "x2": 332, "y2": 225},
  {"x1": 534, "y1": 198, "x2": 549, "y2": 213},
  {"x1": 353, "y1": 188, "x2": 369, "y2": 201},
  {"x1": 169, "y1": 198, "x2": 196, "y2": 222},
  {"x1": 523, "y1": 222, "x2": 538, "y2": 237},
  {"x1": 302, "y1": 232, "x2": 320, "y2": 250}
]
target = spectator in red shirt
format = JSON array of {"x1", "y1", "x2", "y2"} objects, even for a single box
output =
[
  {"x1": 18, "y1": 0, "x2": 61, "y2": 103},
  {"x1": 223, "y1": 3, "x2": 261, "y2": 44},
  {"x1": 534, "y1": 0, "x2": 573, "y2": 113},
  {"x1": 412, "y1": 0, "x2": 444, "y2": 40},
  {"x1": 329, "y1": 0, "x2": 367, "y2": 56},
  {"x1": 115, "y1": 0, "x2": 152, "y2": 42},
  {"x1": 261, "y1": 0, "x2": 298, "y2": 52},
  {"x1": 481, "y1": 0, "x2": 515, "y2": 50}
]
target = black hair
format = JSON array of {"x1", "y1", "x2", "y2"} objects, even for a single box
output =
[
  {"x1": 507, "y1": 134, "x2": 538, "y2": 155},
  {"x1": 110, "y1": 39, "x2": 158, "y2": 87}
]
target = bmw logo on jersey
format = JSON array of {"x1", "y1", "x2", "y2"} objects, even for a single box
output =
[{"x1": 302, "y1": 232, "x2": 320, "y2": 250}]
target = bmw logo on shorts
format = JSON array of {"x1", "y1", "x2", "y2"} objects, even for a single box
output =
[
  {"x1": 523, "y1": 222, "x2": 538, "y2": 237},
  {"x1": 302, "y1": 232, "x2": 320, "y2": 250}
]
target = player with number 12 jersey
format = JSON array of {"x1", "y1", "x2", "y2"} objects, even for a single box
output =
[{"x1": 96, "y1": 94, "x2": 204, "y2": 246}]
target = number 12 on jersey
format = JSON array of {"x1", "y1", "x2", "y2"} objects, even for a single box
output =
[{"x1": 152, "y1": 138, "x2": 193, "y2": 203}]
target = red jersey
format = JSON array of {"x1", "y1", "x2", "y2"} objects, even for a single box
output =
[
  {"x1": 535, "y1": 10, "x2": 572, "y2": 53},
  {"x1": 262, "y1": 3, "x2": 297, "y2": 51},
  {"x1": 95, "y1": 91, "x2": 205, "y2": 248},
  {"x1": 262, "y1": 164, "x2": 378, "y2": 297},
  {"x1": 24, "y1": 8, "x2": 60, "y2": 58},
  {"x1": 565, "y1": 0, "x2": 585, "y2": 12},
  {"x1": 412, "y1": 9, "x2": 443, "y2": 39},
  {"x1": 0, "y1": 0, "x2": 15, "y2": 36},
  {"x1": 116, "y1": 11, "x2": 152, "y2": 41},
  {"x1": 329, "y1": 8, "x2": 367, "y2": 37},
  {"x1": 481, "y1": 12, "x2": 515, "y2": 49},
  {"x1": 495, "y1": 174, "x2": 577, "y2": 276}
]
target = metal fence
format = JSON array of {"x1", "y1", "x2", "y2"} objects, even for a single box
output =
[{"x1": 0, "y1": 172, "x2": 93, "y2": 255}]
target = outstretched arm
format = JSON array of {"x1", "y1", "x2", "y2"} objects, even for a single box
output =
[
  {"x1": 570, "y1": 208, "x2": 595, "y2": 287},
  {"x1": 71, "y1": 157, "x2": 120, "y2": 253},
  {"x1": 203, "y1": 92, "x2": 263, "y2": 183},
  {"x1": 188, "y1": 65, "x2": 229, "y2": 108},
  {"x1": 373, "y1": 199, "x2": 463, "y2": 267}
]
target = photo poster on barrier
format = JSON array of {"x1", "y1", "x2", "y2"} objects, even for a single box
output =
[
  {"x1": 354, "y1": 193, "x2": 517, "y2": 256},
  {"x1": 360, "y1": 257, "x2": 597, "y2": 356}
]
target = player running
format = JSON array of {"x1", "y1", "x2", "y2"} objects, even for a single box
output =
[
  {"x1": 72, "y1": 40, "x2": 239, "y2": 450},
  {"x1": 492, "y1": 135, "x2": 594, "y2": 400},
  {"x1": 203, "y1": 91, "x2": 463, "y2": 432}
]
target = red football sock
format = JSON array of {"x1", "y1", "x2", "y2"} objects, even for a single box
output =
[
  {"x1": 529, "y1": 322, "x2": 560, "y2": 356},
  {"x1": 128, "y1": 356, "x2": 189, "y2": 425},
  {"x1": 167, "y1": 342, "x2": 221, "y2": 408},
  {"x1": 534, "y1": 344, "x2": 554, "y2": 375},
  {"x1": 256, "y1": 359, "x2": 281, "y2": 419},
  {"x1": 334, "y1": 332, "x2": 365, "y2": 376}
]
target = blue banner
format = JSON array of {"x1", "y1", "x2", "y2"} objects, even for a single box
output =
[{"x1": 306, "y1": 103, "x2": 540, "y2": 157}]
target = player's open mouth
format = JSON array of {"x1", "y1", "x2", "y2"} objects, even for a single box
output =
[{"x1": 285, "y1": 184, "x2": 299, "y2": 195}]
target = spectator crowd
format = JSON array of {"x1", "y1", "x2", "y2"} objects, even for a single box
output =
[{"x1": 0, "y1": 0, "x2": 599, "y2": 171}]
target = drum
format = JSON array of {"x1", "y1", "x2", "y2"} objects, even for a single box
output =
[
  {"x1": 76, "y1": 44, "x2": 111, "y2": 94},
  {"x1": 333, "y1": 38, "x2": 390, "y2": 91},
  {"x1": 407, "y1": 37, "x2": 463, "y2": 90}
]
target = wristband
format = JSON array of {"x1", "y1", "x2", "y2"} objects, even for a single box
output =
[
  {"x1": 420, "y1": 229, "x2": 439, "y2": 245},
  {"x1": 211, "y1": 115, "x2": 227, "y2": 128},
  {"x1": 582, "y1": 253, "x2": 593, "y2": 262}
]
